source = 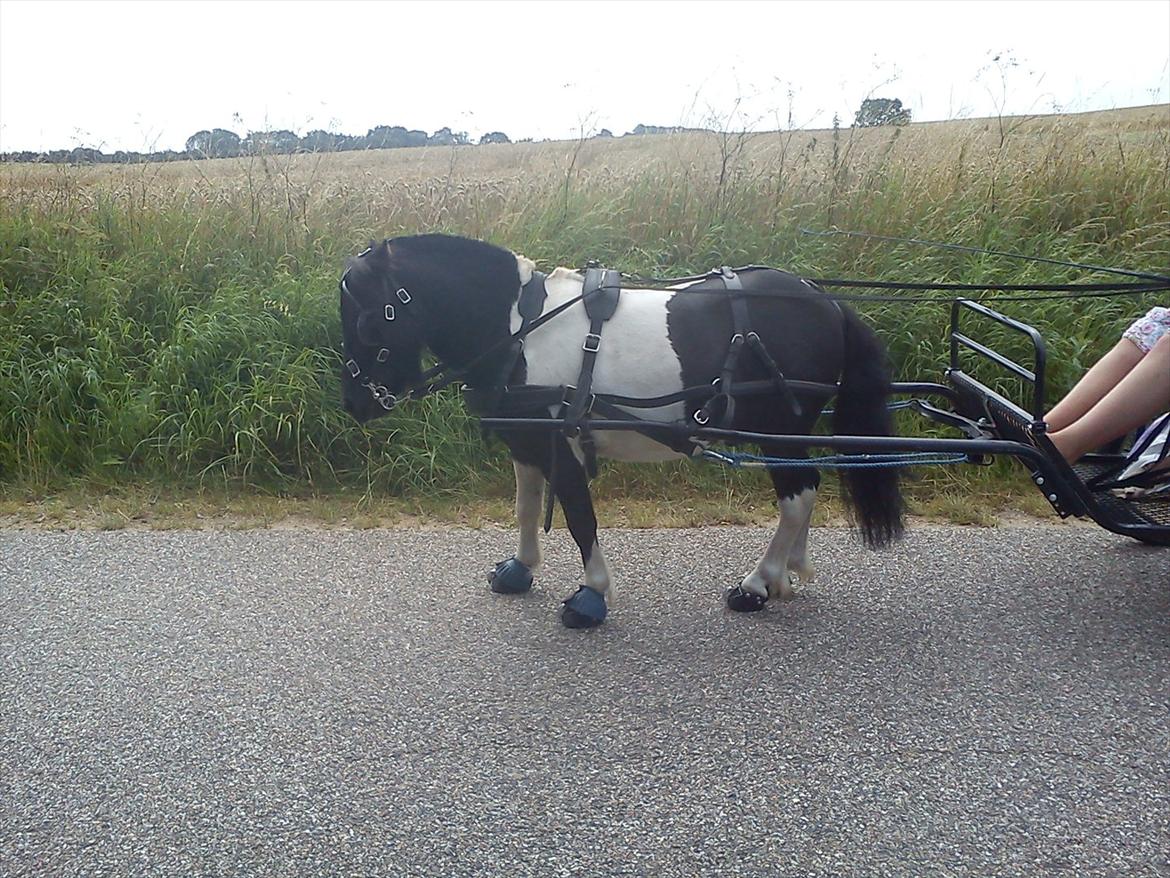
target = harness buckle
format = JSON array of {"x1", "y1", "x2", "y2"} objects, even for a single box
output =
[
  {"x1": 376, "y1": 348, "x2": 390, "y2": 363},
  {"x1": 346, "y1": 358, "x2": 360, "y2": 378},
  {"x1": 365, "y1": 380, "x2": 397, "y2": 410},
  {"x1": 396, "y1": 288, "x2": 412, "y2": 304},
  {"x1": 583, "y1": 333, "x2": 602, "y2": 353},
  {"x1": 562, "y1": 385, "x2": 596, "y2": 414},
  {"x1": 384, "y1": 304, "x2": 396, "y2": 321},
  {"x1": 694, "y1": 409, "x2": 711, "y2": 426}
]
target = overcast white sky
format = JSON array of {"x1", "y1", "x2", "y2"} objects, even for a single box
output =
[{"x1": 1, "y1": 0, "x2": 1167, "y2": 152}]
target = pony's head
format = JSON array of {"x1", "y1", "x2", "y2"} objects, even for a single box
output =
[
  {"x1": 338, "y1": 240, "x2": 425, "y2": 423},
  {"x1": 339, "y1": 233, "x2": 531, "y2": 424}
]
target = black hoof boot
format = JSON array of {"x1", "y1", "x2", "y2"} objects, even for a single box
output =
[
  {"x1": 488, "y1": 557, "x2": 534, "y2": 594},
  {"x1": 561, "y1": 585, "x2": 607, "y2": 628},
  {"x1": 726, "y1": 585, "x2": 768, "y2": 612}
]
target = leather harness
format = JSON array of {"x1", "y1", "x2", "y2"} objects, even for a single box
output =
[{"x1": 468, "y1": 265, "x2": 812, "y2": 507}]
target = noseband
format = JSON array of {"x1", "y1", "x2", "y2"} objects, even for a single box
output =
[{"x1": 340, "y1": 252, "x2": 425, "y2": 411}]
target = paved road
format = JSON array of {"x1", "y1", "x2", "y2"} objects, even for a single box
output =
[{"x1": 1, "y1": 525, "x2": 1168, "y2": 877}]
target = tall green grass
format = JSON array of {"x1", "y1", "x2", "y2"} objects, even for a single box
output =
[{"x1": 1, "y1": 108, "x2": 1167, "y2": 504}]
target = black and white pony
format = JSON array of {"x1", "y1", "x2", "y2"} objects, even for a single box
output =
[{"x1": 339, "y1": 234, "x2": 904, "y2": 627}]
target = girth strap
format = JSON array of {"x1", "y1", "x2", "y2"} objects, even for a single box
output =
[
  {"x1": 720, "y1": 267, "x2": 747, "y2": 426},
  {"x1": 695, "y1": 266, "x2": 803, "y2": 427},
  {"x1": 563, "y1": 268, "x2": 622, "y2": 469},
  {"x1": 696, "y1": 267, "x2": 745, "y2": 426},
  {"x1": 542, "y1": 266, "x2": 624, "y2": 531}
]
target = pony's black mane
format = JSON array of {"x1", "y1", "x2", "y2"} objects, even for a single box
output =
[{"x1": 388, "y1": 233, "x2": 520, "y2": 308}]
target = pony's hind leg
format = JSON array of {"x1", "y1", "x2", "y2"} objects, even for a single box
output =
[
  {"x1": 488, "y1": 459, "x2": 544, "y2": 594},
  {"x1": 728, "y1": 468, "x2": 819, "y2": 611},
  {"x1": 785, "y1": 489, "x2": 818, "y2": 586}
]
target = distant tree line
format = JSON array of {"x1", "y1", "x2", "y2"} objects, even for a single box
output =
[
  {"x1": 627, "y1": 124, "x2": 707, "y2": 136},
  {"x1": 0, "y1": 121, "x2": 687, "y2": 164},
  {"x1": 0, "y1": 124, "x2": 486, "y2": 164},
  {"x1": 2, "y1": 101, "x2": 911, "y2": 164}
]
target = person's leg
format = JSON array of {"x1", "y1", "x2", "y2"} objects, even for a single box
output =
[
  {"x1": 1048, "y1": 334, "x2": 1170, "y2": 463},
  {"x1": 1045, "y1": 338, "x2": 1145, "y2": 431}
]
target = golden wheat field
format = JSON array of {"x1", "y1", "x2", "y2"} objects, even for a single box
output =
[{"x1": 3, "y1": 104, "x2": 1166, "y2": 239}]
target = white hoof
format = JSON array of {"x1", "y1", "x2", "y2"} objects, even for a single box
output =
[
  {"x1": 767, "y1": 573, "x2": 796, "y2": 602},
  {"x1": 788, "y1": 558, "x2": 816, "y2": 584}
]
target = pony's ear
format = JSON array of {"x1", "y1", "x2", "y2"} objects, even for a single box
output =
[{"x1": 364, "y1": 239, "x2": 391, "y2": 265}]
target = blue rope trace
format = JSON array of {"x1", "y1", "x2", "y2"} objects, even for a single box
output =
[{"x1": 701, "y1": 449, "x2": 969, "y2": 470}]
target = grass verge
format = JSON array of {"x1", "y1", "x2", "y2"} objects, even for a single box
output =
[{"x1": 0, "y1": 461, "x2": 1061, "y2": 532}]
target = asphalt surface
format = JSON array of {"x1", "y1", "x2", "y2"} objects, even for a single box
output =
[{"x1": 1, "y1": 524, "x2": 1168, "y2": 878}]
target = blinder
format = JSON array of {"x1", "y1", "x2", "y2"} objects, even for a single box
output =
[{"x1": 354, "y1": 307, "x2": 400, "y2": 348}]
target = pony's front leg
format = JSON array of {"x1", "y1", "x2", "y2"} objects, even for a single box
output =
[
  {"x1": 728, "y1": 470, "x2": 819, "y2": 612},
  {"x1": 553, "y1": 441, "x2": 613, "y2": 629},
  {"x1": 488, "y1": 460, "x2": 544, "y2": 594}
]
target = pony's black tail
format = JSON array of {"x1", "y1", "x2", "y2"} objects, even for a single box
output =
[{"x1": 831, "y1": 307, "x2": 905, "y2": 548}]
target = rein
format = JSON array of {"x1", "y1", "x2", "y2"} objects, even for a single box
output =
[
  {"x1": 798, "y1": 227, "x2": 1170, "y2": 284},
  {"x1": 618, "y1": 271, "x2": 1168, "y2": 303}
]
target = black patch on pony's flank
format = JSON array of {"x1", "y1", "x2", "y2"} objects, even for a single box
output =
[
  {"x1": 666, "y1": 268, "x2": 845, "y2": 434},
  {"x1": 665, "y1": 267, "x2": 903, "y2": 548}
]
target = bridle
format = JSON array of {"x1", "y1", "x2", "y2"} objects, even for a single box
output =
[
  {"x1": 339, "y1": 260, "x2": 429, "y2": 411},
  {"x1": 340, "y1": 251, "x2": 582, "y2": 413}
]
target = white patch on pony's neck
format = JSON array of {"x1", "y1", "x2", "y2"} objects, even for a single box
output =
[{"x1": 514, "y1": 254, "x2": 536, "y2": 287}]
